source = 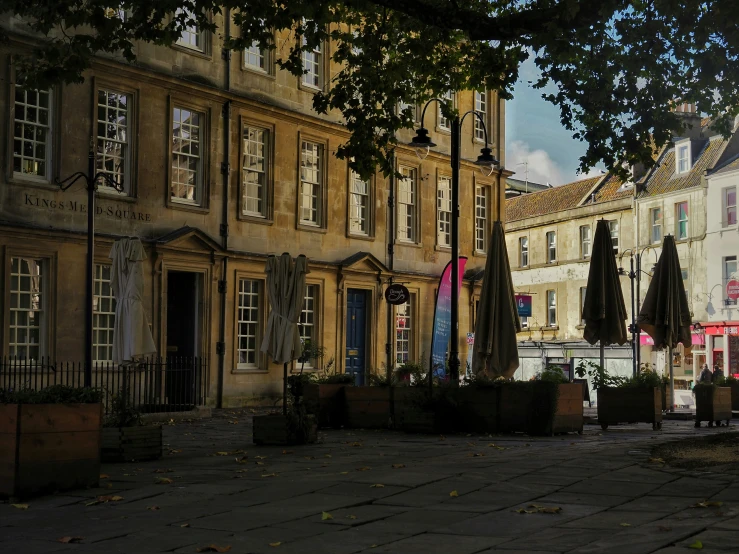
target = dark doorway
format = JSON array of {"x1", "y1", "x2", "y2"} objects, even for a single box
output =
[
  {"x1": 345, "y1": 289, "x2": 367, "y2": 385},
  {"x1": 165, "y1": 271, "x2": 199, "y2": 408}
]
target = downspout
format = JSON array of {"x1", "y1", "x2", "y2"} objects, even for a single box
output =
[
  {"x1": 216, "y1": 9, "x2": 232, "y2": 409},
  {"x1": 385, "y1": 152, "x2": 395, "y2": 382}
]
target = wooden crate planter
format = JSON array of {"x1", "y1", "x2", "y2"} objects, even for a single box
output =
[
  {"x1": 1, "y1": 403, "x2": 102, "y2": 500},
  {"x1": 303, "y1": 383, "x2": 348, "y2": 429},
  {"x1": 695, "y1": 386, "x2": 732, "y2": 428},
  {"x1": 345, "y1": 387, "x2": 392, "y2": 429},
  {"x1": 393, "y1": 388, "x2": 456, "y2": 434},
  {"x1": 457, "y1": 387, "x2": 499, "y2": 434},
  {"x1": 597, "y1": 387, "x2": 662, "y2": 430},
  {"x1": 661, "y1": 386, "x2": 673, "y2": 412},
  {"x1": 101, "y1": 425, "x2": 162, "y2": 463},
  {"x1": 499, "y1": 383, "x2": 583, "y2": 435},
  {"x1": 252, "y1": 414, "x2": 317, "y2": 446},
  {"x1": 730, "y1": 382, "x2": 739, "y2": 412}
]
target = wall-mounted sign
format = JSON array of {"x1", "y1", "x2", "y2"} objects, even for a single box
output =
[
  {"x1": 515, "y1": 294, "x2": 532, "y2": 317},
  {"x1": 384, "y1": 283, "x2": 410, "y2": 305},
  {"x1": 728, "y1": 280, "x2": 739, "y2": 300}
]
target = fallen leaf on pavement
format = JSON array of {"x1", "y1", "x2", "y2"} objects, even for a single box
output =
[
  {"x1": 156, "y1": 477, "x2": 173, "y2": 485},
  {"x1": 99, "y1": 474, "x2": 109, "y2": 479},
  {"x1": 255, "y1": 456, "x2": 268, "y2": 460},
  {"x1": 339, "y1": 471, "x2": 349, "y2": 475},
  {"x1": 57, "y1": 536, "x2": 84, "y2": 544},
  {"x1": 261, "y1": 473, "x2": 278, "y2": 478},
  {"x1": 349, "y1": 442, "x2": 363, "y2": 447},
  {"x1": 688, "y1": 540, "x2": 703, "y2": 549},
  {"x1": 269, "y1": 542, "x2": 281, "y2": 547},
  {"x1": 347, "y1": 515, "x2": 357, "y2": 519},
  {"x1": 391, "y1": 464, "x2": 406, "y2": 469},
  {"x1": 620, "y1": 523, "x2": 631, "y2": 527},
  {"x1": 154, "y1": 468, "x2": 174, "y2": 473},
  {"x1": 487, "y1": 443, "x2": 496, "y2": 447},
  {"x1": 449, "y1": 490, "x2": 459, "y2": 497},
  {"x1": 325, "y1": 454, "x2": 332, "y2": 458},
  {"x1": 356, "y1": 467, "x2": 371, "y2": 471},
  {"x1": 147, "y1": 506, "x2": 160, "y2": 511},
  {"x1": 196, "y1": 545, "x2": 232, "y2": 553},
  {"x1": 692, "y1": 501, "x2": 723, "y2": 508},
  {"x1": 322, "y1": 511, "x2": 333, "y2": 521},
  {"x1": 370, "y1": 484, "x2": 385, "y2": 488},
  {"x1": 215, "y1": 452, "x2": 230, "y2": 456},
  {"x1": 180, "y1": 523, "x2": 190, "y2": 528},
  {"x1": 468, "y1": 453, "x2": 484, "y2": 457},
  {"x1": 282, "y1": 450, "x2": 294, "y2": 455},
  {"x1": 304, "y1": 456, "x2": 315, "y2": 460},
  {"x1": 648, "y1": 457, "x2": 665, "y2": 464},
  {"x1": 11, "y1": 504, "x2": 29, "y2": 510},
  {"x1": 256, "y1": 462, "x2": 266, "y2": 466},
  {"x1": 168, "y1": 449, "x2": 182, "y2": 454},
  {"x1": 515, "y1": 504, "x2": 562, "y2": 515}
]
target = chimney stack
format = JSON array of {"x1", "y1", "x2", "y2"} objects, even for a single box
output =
[{"x1": 673, "y1": 102, "x2": 703, "y2": 139}]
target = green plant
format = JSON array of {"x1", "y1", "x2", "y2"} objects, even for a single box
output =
[
  {"x1": 463, "y1": 372, "x2": 507, "y2": 388},
  {"x1": 628, "y1": 366, "x2": 663, "y2": 389},
  {"x1": 287, "y1": 373, "x2": 316, "y2": 400},
  {"x1": 0, "y1": 385, "x2": 103, "y2": 404},
  {"x1": 314, "y1": 357, "x2": 354, "y2": 384},
  {"x1": 726, "y1": 374, "x2": 737, "y2": 384},
  {"x1": 368, "y1": 371, "x2": 393, "y2": 387},
  {"x1": 298, "y1": 340, "x2": 326, "y2": 374},
  {"x1": 285, "y1": 401, "x2": 314, "y2": 444},
  {"x1": 536, "y1": 365, "x2": 569, "y2": 384},
  {"x1": 394, "y1": 361, "x2": 425, "y2": 385},
  {"x1": 575, "y1": 360, "x2": 627, "y2": 389},
  {"x1": 103, "y1": 393, "x2": 142, "y2": 428}
]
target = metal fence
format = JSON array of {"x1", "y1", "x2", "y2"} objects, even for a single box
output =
[{"x1": 0, "y1": 357, "x2": 209, "y2": 415}]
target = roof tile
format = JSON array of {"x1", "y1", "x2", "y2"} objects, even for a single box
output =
[{"x1": 505, "y1": 176, "x2": 601, "y2": 222}]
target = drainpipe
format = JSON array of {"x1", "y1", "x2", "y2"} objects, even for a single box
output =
[
  {"x1": 216, "y1": 10, "x2": 232, "y2": 409},
  {"x1": 385, "y1": 152, "x2": 396, "y2": 382}
]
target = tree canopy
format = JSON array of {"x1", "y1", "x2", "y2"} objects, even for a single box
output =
[{"x1": 5, "y1": 0, "x2": 739, "y2": 179}]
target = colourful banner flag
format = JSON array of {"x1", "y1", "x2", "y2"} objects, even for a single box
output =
[{"x1": 430, "y1": 257, "x2": 468, "y2": 377}]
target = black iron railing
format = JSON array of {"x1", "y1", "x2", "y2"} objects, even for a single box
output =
[{"x1": 0, "y1": 357, "x2": 209, "y2": 415}]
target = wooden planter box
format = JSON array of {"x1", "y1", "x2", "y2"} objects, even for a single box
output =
[
  {"x1": 1, "y1": 403, "x2": 102, "y2": 500},
  {"x1": 730, "y1": 382, "x2": 739, "y2": 412},
  {"x1": 661, "y1": 386, "x2": 673, "y2": 412},
  {"x1": 597, "y1": 387, "x2": 662, "y2": 430},
  {"x1": 457, "y1": 387, "x2": 499, "y2": 434},
  {"x1": 393, "y1": 388, "x2": 456, "y2": 434},
  {"x1": 252, "y1": 414, "x2": 317, "y2": 446},
  {"x1": 695, "y1": 386, "x2": 732, "y2": 427},
  {"x1": 101, "y1": 425, "x2": 162, "y2": 462},
  {"x1": 303, "y1": 383, "x2": 348, "y2": 428},
  {"x1": 345, "y1": 387, "x2": 391, "y2": 429},
  {"x1": 499, "y1": 383, "x2": 583, "y2": 436}
]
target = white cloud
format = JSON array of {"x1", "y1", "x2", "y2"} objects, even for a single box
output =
[{"x1": 506, "y1": 140, "x2": 567, "y2": 186}]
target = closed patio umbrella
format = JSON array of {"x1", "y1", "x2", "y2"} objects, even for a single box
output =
[
  {"x1": 471, "y1": 221, "x2": 521, "y2": 379},
  {"x1": 109, "y1": 237, "x2": 156, "y2": 364},
  {"x1": 582, "y1": 219, "x2": 629, "y2": 368},
  {"x1": 260, "y1": 253, "x2": 308, "y2": 414},
  {"x1": 637, "y1": 235, "x2": 691, "y2": 412}
]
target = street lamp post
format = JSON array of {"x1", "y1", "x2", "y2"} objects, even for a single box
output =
[
  {"x1": 56, "y1": 142, "x2": 123, "y2": 386},
  {"x1": 409, "y1": 99, "x2": 498, "y2": 385}
]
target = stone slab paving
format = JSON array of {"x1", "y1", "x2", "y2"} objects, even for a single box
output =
[{"x1": 2, "y1": 413, "x2": 739, "y2": 553}]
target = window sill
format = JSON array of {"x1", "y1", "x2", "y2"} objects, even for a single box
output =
[
  {"x1": 10, "y1": 175, "x2": 56, "y2": 190},
  {"x1": 232, "y1": 367, "x2": 268, "y2": 375},
  {"x1": 435, "y1": 244, "x2": 452, "y2": 252},
  {"x1": 298, "y1": 223, "x2": 328, "y2": 234},
  {"x1": 395, "y1": 240, "x2": 423, "y2": 249},
  {"x1": 299, "y1": 82, "x2": 322, "y2": 94},
  {"x1": 436, "y1": 126, "x2": 452, "y2": 134},
  {"x1": 472, "y1": 250, "x2": 487, "y2": 258},
  {"x1": 348, "y1": 232, "x2": 375, "y2": 242},
  {"x1": 172, "y1": 43, "x2": 211, "y2": 59},
  {"x1": 168, "y1": 199, "x2": 209, "y2": 214},
  {"x1": 241, "y1": 65, "x2": 276, "y2": 79},
  {"x1": 238, "y1": 212, "x2": 273, "y2": 225},
  {"x1": 97, "y1": 189, "x2": 136, "y2": 203}
]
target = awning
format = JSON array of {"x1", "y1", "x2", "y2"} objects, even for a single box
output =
[
  {"x1": 640, "y1": 332, "x2": 705, "y2": 346},
  {"x1": 700, "y1": 322, "x2": 739, "y2": 335}
]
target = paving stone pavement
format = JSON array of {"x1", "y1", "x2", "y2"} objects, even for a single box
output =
[{"x1": 3, "y1": 412, "x2": 739, "y2": 553}]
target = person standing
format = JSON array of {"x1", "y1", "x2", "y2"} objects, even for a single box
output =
[
  {"x1": 698, "y1": 364, "x2": 712, "y2": 383},
  {"x1": 712, "y1": 364, "x2": 724, "y2": 383}
]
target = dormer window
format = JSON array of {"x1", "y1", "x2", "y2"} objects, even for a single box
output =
[{"x1": 676, "y1": 142, "x2": 691, "y2": 174}]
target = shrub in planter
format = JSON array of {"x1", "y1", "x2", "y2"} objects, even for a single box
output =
[
  {"x1": 253, "y1": 406, "x2": 318, "y2": 446},
  {"x1": 294, "y1": 358, "x2": 352, "y2": 429},
  {"x1": 578, "y1": 361, "x2": 662, "y2": 430},
  {"x1": 101, "y1": 394, "x2": 162, "y2": 463},
  {"x1": 694, "y1": 383, "x2": 731, "y2": 428},
  {"x1": 726, "y1": 375, "x2": 739, "y2": 412},
  {"x1": 345, "y1": 376, "x2": 392, "y2": 429},
  {"x1": 1, "y1": 386, "x2": 103, "y2": 500}
]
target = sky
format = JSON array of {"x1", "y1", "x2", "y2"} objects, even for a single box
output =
[{"x1": 505, "y1": 57, "x2": 605, "y2": 186}]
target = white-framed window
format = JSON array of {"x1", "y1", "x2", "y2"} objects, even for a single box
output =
[
  {"x1": 675, "y1": 201, "x2": 689, "y2": 240},
  {"x1": 242, "y1": 125, "x2": 268, "y2": 217},
  {"x1": 650, "y1": 207, "x2": 662, "y2": 243},
  {"x1": 521, "y1": 315, "x2": 529, "y2": 329},
  {"x1": 8, "y1": 257, "x2": 45, "y2": 360},
  {"x1": 475, "y1": 185, "x2": 488, "y2": 253},
  {"x1": 395, "y1": 297, "x2": 413, "y2": 364},
  {"x1": 608, "y1": 220, "x2": 619, "y2": 254},
  {"x1": 171, "y1": 106, "x2": 203, "y2": 204},
  {"x1": 349, "y1": 171, "x2": 369, "y2": 235},
  {"x1": 580, "y1": 225, "x2": 591, "y2": 258},
  {"x1": 681, "y1": 268, "x2": 690, "y2": 301},
  {"x1": 520, "y1": 237, "x2": 529, "y2": 267},
  {"x1": 299, "y1": 284, "x2": 317, "y2": 368},
  {"x1": 96, "y1": 89, "x2": 130, "y2": 193},
  {"x1": 397, "y1": 166, "x2": 417, "y2": 242},
  {"x1": 300, "y1": 140, "x2": 323, "y2": 226},
  {"x1": 676, "y1": 143, "x2": 690, "y2": 174},
  {"x1": 724, "y1": 187, "x2": 737, "y2": 227},
  {"x1": 13, "y1": 86, "x2": 52, "y2": 180},
  {"x1": 439, "y1": 90, "x2": 455, "y2": 130},
  {"x1": 244, "y1": 41, "x2": 268, "y2": 72},
  {"x1": 580, "y1": 287, "x2": 587, "y2": 325},
  {"x1": 437, "y1": 176, "x2": 452, "y2": 247},
  {"x1": 546, "y1": 231, "x2": 557, "y2": 263},
  {"x1": 474, "y1": 90, "x2": 487, "y2": 141},
  {"x1": 547, "y1": 290, "x2": 557, "y2": 327},
  {"x1": 725, "y1": 256, "x2": 737, "y2": 305},
  {"x1": 93, "y1": 264, "x2": 116, "y2": 363},
  {"x1": 237, "y1": 278, "x2": 261, "y2": 369},
  {"x1": 301, "y1": 35, "x2": 323, "y2": 89},
  {"x1": 175, "y1": 8, "x2": 204, "y2": 51}
]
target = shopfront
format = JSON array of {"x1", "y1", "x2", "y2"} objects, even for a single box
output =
[{"x1": 702, "y1": 322, "x2": 739, "y2": 377}]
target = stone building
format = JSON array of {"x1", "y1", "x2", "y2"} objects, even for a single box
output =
[
  {"x1": 0, "y1": 15, "x2": 509, "y2": 406},
  {"x1": 504, "y1": 173, "x2": 635, "y2": 383}
]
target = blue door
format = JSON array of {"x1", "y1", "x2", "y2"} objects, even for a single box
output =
[{"x1": 346, "y1": 289, "x2": 367, "y2": 385}]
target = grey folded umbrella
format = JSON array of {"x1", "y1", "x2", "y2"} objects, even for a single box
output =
[
  {"x1": 471, "y1": 220, "x2": 521, "y2": 379},
  {"x1": 637, "y1": 235, "x2": 691, "y2": 411},
  {"x1": 583, "y1": 219, "x2": 629, "y2": 368}
]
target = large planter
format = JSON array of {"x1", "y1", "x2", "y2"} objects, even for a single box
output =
[
  {"x1": 345, "y1": 387, "x2": 392, "y2": 429},
  {"x1": 457, "y1": 386, "x2": 499, "y2": 434},
  {"x1": 303, "y1": 383, "x2": 348, "y2": 428},
  {"x1": 597, "y1": 387, "x2": 662, "y2": 430},
  {"x1": 661, "y1": 385, "x2": 673, "y2": 412},
  {"x1": 499, "y1": 383, "x2": 583, "y2": 436},
  {"x1": 252, "y1": 414, "x2": 317, "y2": 446},
  {"x1": 393, "y1": 387, "x2": 457, "y2": 434},
  {"x1": 695, "y1": 386, "x2": 732, "y2": 427},
  {"x1": 730, "y1": 382, "x2": 739, "y2": 412},
  {"x1": 1, "y1": 403, "x2": 102, "y2": 499},
  {"x1": 101, "y1": 425, "x2": 163, "y2": 462}
]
